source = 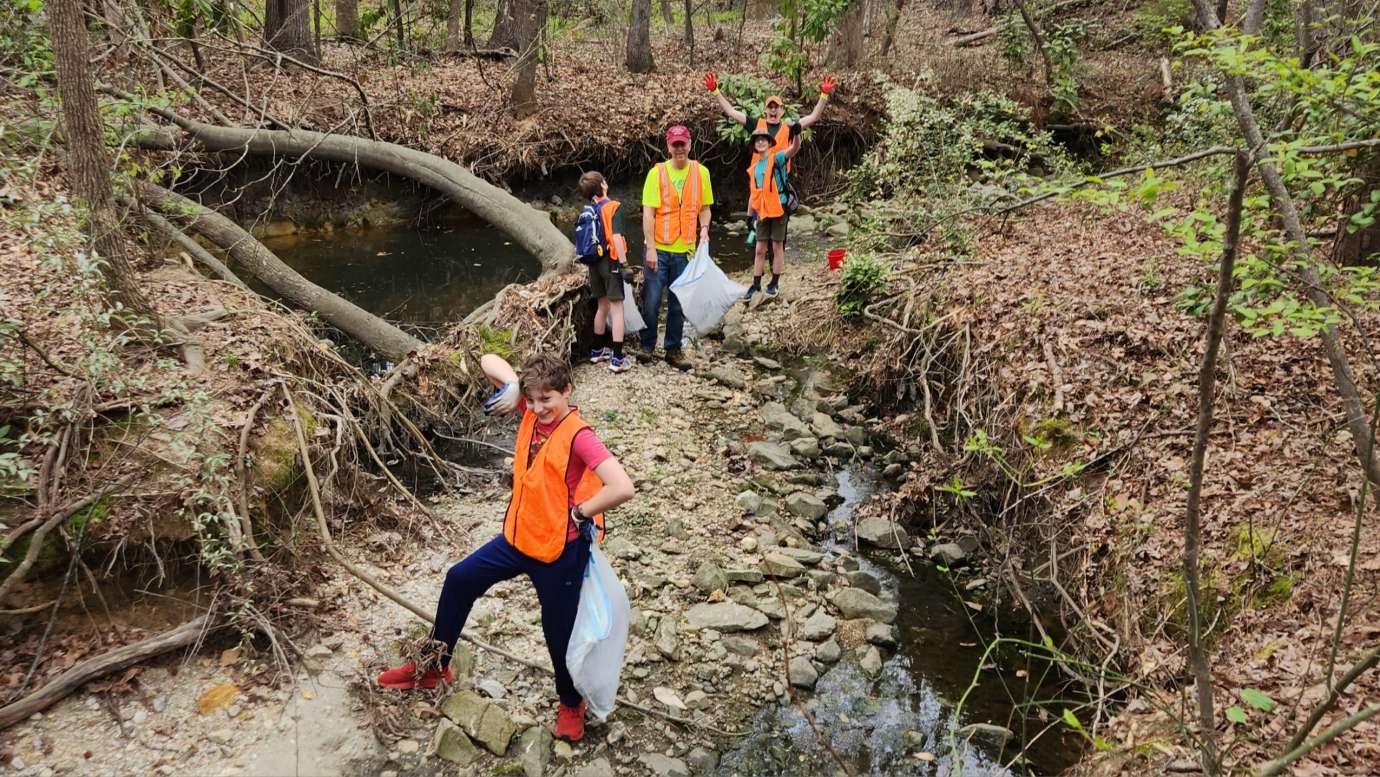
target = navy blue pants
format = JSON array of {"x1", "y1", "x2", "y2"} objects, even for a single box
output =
[
  {"x1": 640, "y1": 249, "x2": 690, "y2": 352},
  {"x1": 430, "y1": 534, "x2": 590, "y2": 706}
]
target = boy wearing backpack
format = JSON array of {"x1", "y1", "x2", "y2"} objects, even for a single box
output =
[
  {"x1": 376, "y1": 351, "x2": 636, "y2": 743},
  {"x1": 574, "y1": 172, "x2": 631, "y2": 372},
  {"x1": 745, "y1": 131, "x2": 802, "y2": 301}
]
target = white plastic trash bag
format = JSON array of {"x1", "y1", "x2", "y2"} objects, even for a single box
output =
[
  {"x1": 566, "y1": 540, "x2": 630, "y2": 720},
  {"x1": 608, "y1": 282, "x2": 645, "y2": 333},
  {"x1": 669, "y1": 242, "x2": 747, "y2": 337}
]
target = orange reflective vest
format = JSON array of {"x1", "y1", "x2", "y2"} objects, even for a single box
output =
[
  {"x1": 751, "y1": 118, "x2": 794, "y2": 170},
  {"x1": 748, "y1": 153, "x2": 785, "y2": 220},
  {"x1": 653, "y1": 161, "x2": 703, "y2": 248},
  {"x1": 503, "y1": 408, "x2": 605, "y2": 562},
  {"x1": 596, "y1": 198, "x2": 627, "y2": 262}
]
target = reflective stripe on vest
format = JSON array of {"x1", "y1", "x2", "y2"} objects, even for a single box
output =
[
  {"x1": 503, "y1": 408, "x2": 605, "y2": 562},
  {"x1": 654, "y1": 161, "x2": 703, "y2": 248},
  {"x1": 597, "y1": 199, "x2": 626, "y2": 261},
  {"x1": 748, "y1": 153, "x2": 785, "y2": 220},
  {"x1": 751, "y1": 118, "x2": 794, "y2": 171}
]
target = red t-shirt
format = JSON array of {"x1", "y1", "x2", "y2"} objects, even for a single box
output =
[{"x1": 519, "y1": 402, "x2": 613, "y2": 540}]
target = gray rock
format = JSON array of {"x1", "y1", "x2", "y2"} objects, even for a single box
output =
[
  {"x1": 748, "y1": 441, "x2": 798, "y2": 470},
  {"x1": 639, "y1": 752, "x2": 691, "y2": 777},
  {"x1": 577, "y1": 758, "x2": 614, "y2": 777},
  {"x1": 687, "y1": 746, "x2": 720, "y2": 775},
  {"x1": 829, "y1": 587, "x2": 898, "y2": 622},
  {"x1": 796, "y1": 611, "x2": 837, "y2": 641},
  {"x1": 929, "y1": 542, "x2": 967, "y2": 566},
  {"x1": 788, "y1": 655, "x2": 819, "y2": 689},
  {"x1": 725, "y1": 567, "x2": 765, "y2": 584},
  {"x1": 959, "y1": 723, "x2": 1016, "y2": 746},
  {"x1": 807, "y1": 569, "x2": 838, "y2": 587},
  {"x1": 865, "y1": 621, "x2": 899, "y2": 648},
  {"x1": 791, "y1": 214, "x2": 816, "y2": 233},
  {"x1": 789, "y1": 436, "x2": 821, "y2": 459},
  {"x1": 440, "y1": 690, "x2": 515, "y2": 755},
  {"x1": 761, "y1": 552, "x2": 807, "y2": 579},
  {"x1": 815, "y1": 638, "x2": 842, "y2": 664},
  {"x1": 844, "y1": 570, "x2": 882, "y2": 596},
  {"x1": 790, "y1": 397, "x2": 819, "y2": 419},
  {"x1": 784, "y1": 492, "x2": 827, "y2": 520},
  {"x1": 760, "y1": 402, "x2": 813, "y2": 440},
  {"x1": 883, "y1": 462, "x2": 905, "y2": 479},
  {"x1": 517, "y1": 726, "x2": 553, "y2": 777},
  {"x1": 710, "y1": 364, "x2": 750, "y2": 390},
  {"x1": 441, "y1": 689, "x2": 487, "y2": 733},
  {"x1": 685, "y1": 602, "x2": 768, "y2": 632},
  {"x1": 811, "y1": 412, "x2": 846, "y2": 441},
  {"x1": 753, "y1": 356, "x2": 783, "y2": 370},
  {"x1": 844, "y1": 426, "x2": 867, "y2": 446},
  {"x1": 775, "y1": 546, "x2": 825, "y2": 566},
  {"x1": 656, "y1": 614, "x2": 681, "y2": 660},
  {"x1": 603, "y1": 535, "x2": 642, "y2": 560},
  {"x1": 723, "y1": 635, "x2": 759, "y2": 656},
  {"x1": 692, "y1": 562, "x2": 728, "y2": 594},
  {"x1": 823, "y1": 441, "x2": 853, "y2": 458},
  {"x1": 856, "y1": 515, "x2": 911, "y2": 550},
  {"x1": 753, "y1": 596, "x2": 786, "y2": 620},
  {"x1": 827, "y1": 221, "x2": 851, "y2": 238},
  {"x1": 433, "y1": 719, "x2": 481, "y2": 766},
  {"x1": 735, "y1": 490, "x2": 763, "y2": 515},
  {"x1": 860, "y1": 646, "x2": 883, "y2": 677}
]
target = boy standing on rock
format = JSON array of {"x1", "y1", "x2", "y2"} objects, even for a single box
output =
[
  {"x1": 575, "y1": 171, "x2": 631, "y2": 373},
  {"x1": 377, "y1": 352, "x2": 635, "y2": 743}
]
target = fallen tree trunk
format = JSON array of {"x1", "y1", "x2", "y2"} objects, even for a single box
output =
[
  {"x1": 131, "y1": 103, "x2": 574, "y2": 273},
  {"x1": 0, "y1": 615, "x2": 211, "y2": 729},
  {"x1": 135, "y1": 180, "x2": 425, "y2": 362}
]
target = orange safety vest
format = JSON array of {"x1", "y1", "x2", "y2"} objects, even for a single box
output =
[
  {"x1": 748, "y1": 152, "x2": 785, "y2": 220},
  {"x1": 596, "y1": 198, "x2": 627, "y2": 262},
  {"x1": 503, "y1": 408, "x2": 605, "y2": 562},
  {"x1": 751, "y1": 117, "x2": 794, "y2": 171},
  {"x1": 653, "y1": 161, "x2": 704, "y2": 248}
]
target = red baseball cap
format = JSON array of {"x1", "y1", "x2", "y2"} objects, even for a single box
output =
[{"x1": 666, "y1": 125, "x2": 692, "y2": 144}]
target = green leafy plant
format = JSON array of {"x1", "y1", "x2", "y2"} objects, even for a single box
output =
[{"x1": 834, "y1": 253, "x2": 890, "y2": 319}]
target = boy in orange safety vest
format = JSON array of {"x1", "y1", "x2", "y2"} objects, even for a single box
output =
[
  {"x1": 376, "y1": 352, "x2": 635, "y2": 744},
  {"x1": 577, "y1": 171, "x2": 631, "y2": 373},
  {"x1": 745, "y1": 130, "x2": 802, "y2": 299}
]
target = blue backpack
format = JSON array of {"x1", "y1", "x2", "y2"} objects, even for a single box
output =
[{"x1": 573, "y1": 203, "x2": 605, "y2": 265}]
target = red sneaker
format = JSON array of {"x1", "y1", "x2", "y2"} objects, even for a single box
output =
[
  {"x1": 554, "y1": 700, "x2": 586, "y2": 742},
  {"x1": 376, "y1": 662, "x2": 454, "y2": 690}
]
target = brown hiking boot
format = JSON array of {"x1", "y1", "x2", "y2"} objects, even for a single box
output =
[{"x1": 664, "y1": 348, "x2": 692, "y2": 372}]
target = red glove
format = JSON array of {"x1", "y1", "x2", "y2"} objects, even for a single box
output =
[
  {"x1": 704, "y1": 71, "x2": 719, "y2": 93},
  {"x1": 820, "y1": 76, "x2": 837, "y2": 97}
]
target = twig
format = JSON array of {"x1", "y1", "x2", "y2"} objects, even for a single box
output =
[
  {"x1": 234, "y1": 388, "x2": 274, "y2": 562},
  {"x1": 1285, "y1": 644, "x2": 1380, "y2": 753},
  {"x1": 1255, "y1": 704, "x2": 1380, "y2": 777}
]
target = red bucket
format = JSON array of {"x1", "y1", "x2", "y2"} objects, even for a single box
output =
[{"x1": 827, "y1": 248, "x2": 847, "y2": 270}]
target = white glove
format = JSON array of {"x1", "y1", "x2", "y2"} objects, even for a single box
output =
[{"x1": 483, "y1": 381, "x2": 520, "y2": 416}]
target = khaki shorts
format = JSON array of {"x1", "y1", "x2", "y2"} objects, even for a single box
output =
[
  {"x1": 588, "y1": 259, "x2": 625, "y2": 301},
  {"x1": 757, "y1": 215, "x2": 789, "y2": 243}
]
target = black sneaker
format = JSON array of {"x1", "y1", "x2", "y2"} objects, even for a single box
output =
[
  {"x1": 765, "y1": 282, "x2": 779, "y2": 297},
  {"x1": 744, "y1": 286, "x2": 759, "y2": 302}
]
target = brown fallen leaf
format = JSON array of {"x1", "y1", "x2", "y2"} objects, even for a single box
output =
[
  {"x1": 196, "y1": 682, "x2": 238, "y2": 715},
  {"x1": 219, "y1": 648, "x2": 241, "y2": 667}
]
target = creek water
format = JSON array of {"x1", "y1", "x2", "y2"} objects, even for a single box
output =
[
  {"x1": 262, "y1": 196, "x2": 772, "y2": 333},
  {"x1": 718, "y1": 469, "x2": 1084, "y2": 777}
]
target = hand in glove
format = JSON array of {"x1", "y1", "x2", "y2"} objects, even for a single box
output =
[
  {"x1": 483, "y1": 381, "x2": 520, "y2": 416},
  {"x1": 703, "y1": 71, "x2": 719, "y2": 94},
  {"x1": 820, "y1": 75, "x2": 837, "y2": 97}
]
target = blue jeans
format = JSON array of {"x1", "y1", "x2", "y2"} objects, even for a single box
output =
[
  {"x1": 430, "y1": 534, "x2": 590, "y2": 706},
  {"x1": 640, "y1": 249, "x2": 689, "y2": 351}
]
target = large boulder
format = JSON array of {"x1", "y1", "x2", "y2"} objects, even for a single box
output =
[
  {"x1": 829, "y1": 587, "x2": 898, "y2": 623},
  {"x1": 748, "y1": 441, "x2": 798, "y2": 470},
  {"x1": 684, "y1": 602, "x2": 768, "y2": 632},
  {"x1": 856, "y1": 515, "x2": 911, "y2": 550},
  {"x1": 761, "y1": 552, "x2": 807, "y2": 579}
]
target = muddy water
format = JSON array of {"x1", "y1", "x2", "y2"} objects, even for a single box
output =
[
  {"x1": 718, "y1": 470, "x2": 1084, "y2": 777},
  {"x1": 262, "y1": 200, "x2": 772, "y2": 331}
]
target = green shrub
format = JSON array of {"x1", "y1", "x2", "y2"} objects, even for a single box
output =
[{"x1": 835, "y1": 254, "x2": 891, "y2": 320}]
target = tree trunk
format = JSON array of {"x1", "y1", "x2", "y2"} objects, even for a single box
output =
[
  {"x1": 660, "y1": 0, "x2": 672, "y2": 24},
  {"x1": 446, "y1": 0, "x2": 463, "y2": 49},
  {"x1": 464, "y1": 0, "x2": 475, "y2": 45},
  {"x1": 683, "y1": 0, "x2": 693, "y2": 65},
  {"x1": 264, "y1": 0, "x2": 318, "y2": 63},
  {"x1": 389, "y1": 0, "x2": 407, "y2": 50},
  {"x1": 489, "y1": 0, "x2": 521, "y2": 49},
  {"x1": 880, "y1": 0, "x2": 904, "y2": 58},
  {"x1": 136, "y1": 182, "x2": 424, "y2": 361},
  {"x1": 47, "y1": 0, "x2": 156, "y2": 319},
  {"x1": 827, "y1": 0, "x2": 865, "y2": 67},
  {"x1": 335, "y1": 0, "x2": 358, "y2": 39},
  {"x1": 133, "y1": 112, "x2": 575, "y2": 271},
  {"x1": 626, "y1": 0, "x2": 654, "y2": 72},
  {"x1": 509, "y1": 0, "x2": 548, "y2": 118}
]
